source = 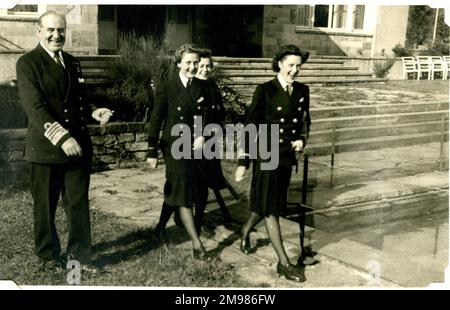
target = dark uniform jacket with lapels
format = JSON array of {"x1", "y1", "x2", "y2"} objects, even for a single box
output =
[
  {"x1": 16, "y1": 44, "x2": 94, "y2": 164},
  {"x1": 239, "y1": 77, "x2": 311, "y2": 169},
  {"x1": 147, "y1": 76, "x2": 222, "y2": 157}
]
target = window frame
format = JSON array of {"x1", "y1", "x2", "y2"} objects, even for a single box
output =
[
  {"x1": 0, "y1": 4, "x2": 45, "y2": 17},
  {"x1": 295, "y1": 4, "x2": 365, "y2": 32}
]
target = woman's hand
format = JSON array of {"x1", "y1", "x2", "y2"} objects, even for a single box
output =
[
  {"x1": 92, "y1": 108, "x2": 114, "y2": 126},
  {"x1": 291, "y1": 140, "x2": 304, "y2": 152}
]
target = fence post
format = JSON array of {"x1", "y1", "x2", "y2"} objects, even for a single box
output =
[
  {"x1": 439, "y1": 115, "x2": 446, "y2": 171},
  {"x1": 330, "y1": 126, "x2": 336, "y2": 187}
]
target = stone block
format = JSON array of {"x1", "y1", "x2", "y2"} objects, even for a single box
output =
[
  {"x1": 93, "y1": 154, "x2": 116, "y2": 165},
  {"x1": 93, "y1": 145, "x2": 106, "y2": 155},
  {"x1": 125, "y1": 142, "x2": 148, "y2": 152},
  {"x1": 105, "y1": 122, "x2": 145, "y2": 134},
  {"x1": 88, "y1": 125, "x2": 107, "y2": 135},
  {"x1": 91, "y1": 134, "x2": 117, "y2": 146},
  {"x1": 71, "y1": 30, "x2": 82, "y2": 47},
  {"x1": 118, "y1": 133, "x2": 135, "y2": 143},
  {"x1": 132, "y1": 151, "x2": 147, "y2": 161},
  {"x1": 135, "y1": 133, "x2": 148, "y2": 142}
]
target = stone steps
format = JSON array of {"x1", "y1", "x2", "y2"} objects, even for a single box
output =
[
  {"x1": 223, "y1": 72, "x2": 371, "y2": 79},
  {"x1": 78, "y1": 55, "x2": 385, "y2": 88},
  {"x1": 214, "y1": 56, "x2": 346, "y2": 65},
  {"x1": 219, "y1": 66, "x2": 360, "y2": 73}
]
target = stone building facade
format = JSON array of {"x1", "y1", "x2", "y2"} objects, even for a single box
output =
[
  {"x1": 0, "y1": 4, "x2": 116, "y2": 55},
  {"x1": 0, "y1": 4, "x2": 410, "y2": 58}
]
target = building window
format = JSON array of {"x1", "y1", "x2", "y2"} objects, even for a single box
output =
[
  {"x1": 331, "y1": 5, "x2": 347, "y2": 29},
  {"x1": 297, "y1": 4, "x2": 365, "y2": 31},
  {"x1": 313, "y1": 5, "x2": 329, "y2": 27},
  {"x1": 296, "y1": 5, "x2": 312, "y2": 27},
  {"x1": 0, "y1": 4, "x2": 45, "y2": 17},
  {"x1": 7, "y1": 5, "x2": 38, "y2": 14},
  {"x1": 353, "y1": 5, "x2": 365, "y2": 30}
]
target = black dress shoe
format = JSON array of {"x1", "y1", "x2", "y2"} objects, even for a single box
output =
[
  {"x1": 193, "y1": 247, "x2": 210, "y2": 261},
  {"x1": 277, "y1": 262, "x2": 306, "y2": 282},
  {"x1": 239, "y1": 234, "x2": 251, "y2": 255}
]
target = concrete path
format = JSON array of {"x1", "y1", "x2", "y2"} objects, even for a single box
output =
[{"x1": 89, "y1": 142, "x2": 448, "y2": 288}]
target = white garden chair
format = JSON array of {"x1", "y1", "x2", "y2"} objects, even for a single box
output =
[
  {"x1": 416, "y1": 56, "x2": 432, "y2": 80},
  {"x1": 443, "y1": 56, "x2": 450, "y2": 79},
  {"x1": 429, "y1": 56, "x2": 447, "y2": 80},
  {"x1": 401, "y1": 57, "x2": 418, "y2": 80}
]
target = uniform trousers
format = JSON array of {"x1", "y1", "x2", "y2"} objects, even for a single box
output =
[{"x1": 30, "y1": 158, "x2": 91, "y2": 264}]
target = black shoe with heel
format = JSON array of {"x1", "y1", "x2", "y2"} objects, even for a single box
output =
[
  {"x1": 277, "y1": 262, "x2": 306, "y2": 282},
  {"x1": 239, "y1": 233, "x2": 252, "y2": 254}
]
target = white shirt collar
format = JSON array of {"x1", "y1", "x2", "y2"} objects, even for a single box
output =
[
  {"x1": 40, "y1": 42, "x2": 65, "y2": 67},
  {"x1": 277, "y1": 74, "x2": 290, "y2": 90},
  {"x1": 179, "y1": 72, "x2": 191, "y2": 88}
]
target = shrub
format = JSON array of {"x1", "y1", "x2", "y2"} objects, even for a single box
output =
[
  {"x1": 392, "y1": 44, "x2": 412, "y2": 57},
  {"x1": 422, "y1": 42, "x2": 450, "y2": 56},
  {"x1": 101, "y1": 33, "x2": 247, "y2": 124},
  {"x1": 373, "y1": 58, "x2": 396, "y2": 78},
  {"x1": 209, "y1": 70, "x2": 248, "y2": 124},
  {"x1": 0, "y1": 82, "x2": 28, "y2": 129},
  {"x1": 103, "y1": 32, "x2": 176, "y2": 122}
]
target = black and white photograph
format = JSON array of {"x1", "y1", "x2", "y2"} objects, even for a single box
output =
[{"x1": 0, "y1": 0, "x2": 448, "y2": 292}]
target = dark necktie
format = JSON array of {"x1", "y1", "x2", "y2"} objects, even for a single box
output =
[
  {"x1": 53, "y1": 54, "x2": 65, "y2": 71},
  {"x1": 186, "y1": 78, "x2": 192, "y2": 90},
  {"x1": 285, "y1": 85, "x2": 292, "y2": 97}
]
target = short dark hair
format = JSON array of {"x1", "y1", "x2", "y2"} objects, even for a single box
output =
[
  {"x1": 271, "y1": 44, "x2": 309, "y2": 72},
  {"x1": 174, "y1": 43, "x2": 202, "y2": 64},
  {"x1": 38, "y1": 11, "x2": 66, "y2": 28},
  {"x1": 199, "y1": 48, "x2": 214, "y2": 69}
]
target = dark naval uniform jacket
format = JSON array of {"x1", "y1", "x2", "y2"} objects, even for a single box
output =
[
  {"x1": 238, "y1": 77, "x2": 311, "y2": 216},
  {"x1": 16, "y1": 44, "x2": 94, "y2": 164},
  {"x1": 239, "y1": 77, "x2": 311, "y2": 169},
  {"x1": 147, "y1": 75, "x2": 222, "y2": 206}
]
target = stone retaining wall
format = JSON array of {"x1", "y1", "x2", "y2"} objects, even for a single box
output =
[{"x1": 0, "y1": 122, "x2": 148, "y2": 187}]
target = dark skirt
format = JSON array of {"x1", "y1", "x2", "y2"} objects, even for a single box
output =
[
  {"x1": 199, "y1": 158, "x2": 227, "y2": 190},
  {"x1": 250, "y1": 160, "x2": 293, "y2": 217},
  {"x1": 162, "y1": 146, "x2": 208, "y2": 208}
]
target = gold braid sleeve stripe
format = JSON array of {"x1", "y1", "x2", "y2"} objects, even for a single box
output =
[{"x1": 44, "y1": 122, "x2": 69, "y2": 146}]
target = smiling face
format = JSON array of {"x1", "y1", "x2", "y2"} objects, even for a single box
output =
[
  {"x1": 178, "y1": 52, "x2": 199, "y2": 79},
  {"x1": 196, "y1": 57, "x2": 212, "y2": 80},
  {"x1": 278, "y1": 55, "x2": 302, "y2": 84},
  {"x1": 38, "y1": 13, "x2": 66, "y2": 53}
]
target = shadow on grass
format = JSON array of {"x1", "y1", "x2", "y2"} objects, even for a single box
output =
[{"x1": 91, "y1": 225, "x2": 193, "y2": 268}]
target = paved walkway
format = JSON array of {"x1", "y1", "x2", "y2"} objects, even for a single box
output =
[{"x1": 89, "y1": 142, "x2": 448, "y2": 288}]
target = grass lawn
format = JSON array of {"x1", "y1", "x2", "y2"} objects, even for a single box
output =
[{"x1": 0, "y1": 190, "x2": 249, "y2": 287}]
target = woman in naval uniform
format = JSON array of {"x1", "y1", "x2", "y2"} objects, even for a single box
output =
[
  {"x1": 147, "y1": 44, "x2": 220, "y2": 259},
  {"x1": 234, "y1": 45, "x2": 311, "y2": 282}
]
